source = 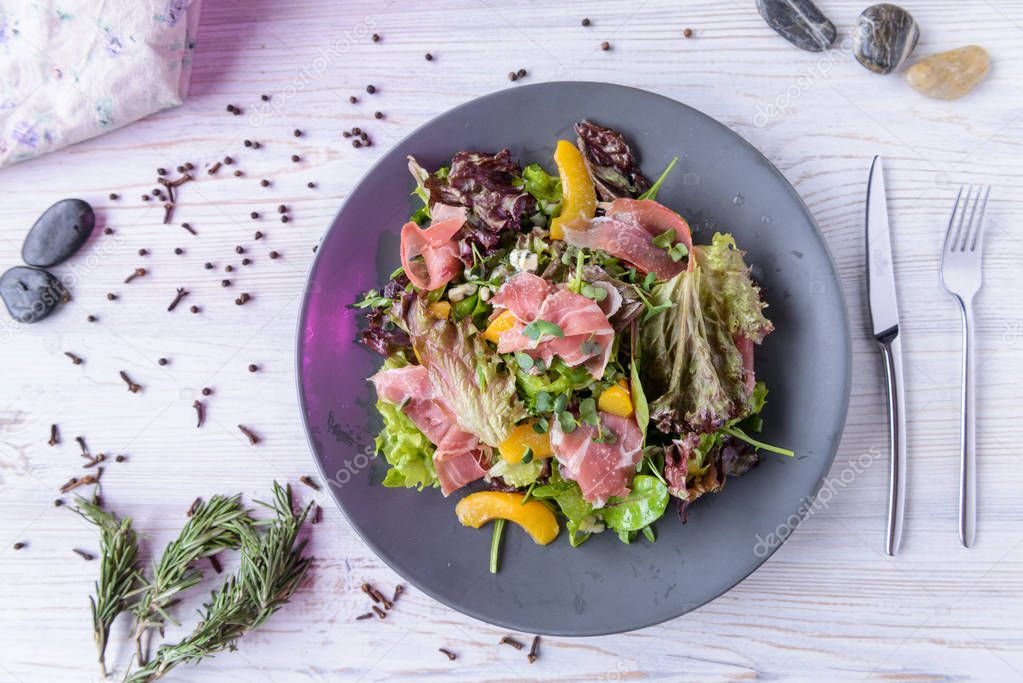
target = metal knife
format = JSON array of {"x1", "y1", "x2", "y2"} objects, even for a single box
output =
[{"x1": 866, "y1": 156, "x2": 907, "y2": 556}]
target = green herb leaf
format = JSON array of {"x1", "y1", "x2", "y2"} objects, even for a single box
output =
[
  {"x1": 637, "y1": 156, "x2": 679, "y2": 202},
  {"x1": 354, "y1": 290, "x2": 392, "y2": 310},
  {"x1": 523, "y1": 320, "x2": 565, "y2": 341},
  {"x1": 521, "y1": 447, "x2": 534, "y2": 464},
  {"x1": 601, "y1": 475, "x2": 669, "y2": 533},
  {"x1": 489, "y1": 518, "x2": 505, "y2": 574},
  {"x1": 535, "y1": 392, "x2": 553, "y2": 413},
  {"x1": 578, "y1": 398, "x2": 598, "y2": 426},
  {"x1": 514, "y1": 351, "x2": 535, "y2": 370},
  {"x1": 630, "y1": 349, "x2": 650, "y2": 442},
  {"x1": 651, "y1": 228, "x2": 676, "y2": 250},
  {"x1": 668, "y1": 243, "x2": 688, "y2": 262},
  {"x1": 722, "y1": 426, "x2": 794, "y2": 457}
]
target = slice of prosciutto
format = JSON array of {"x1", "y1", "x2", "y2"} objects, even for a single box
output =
[
  {"x1": 370, "y1": 364, "x2": 489, "y2": 495},
  {"x1": 400, "y1": 209, "x2": 466, "y2": 291},
  {"x1": 734, "y1": 334, "x2": 756, "y2": 394},
  {"x1": 561, "y1": 198, "x2": 694, "y2": 280},
  {"x1": 490, "y1": 272, "x2": 614, "y2": 378},
  {"x1": 434, "y1": 448, "x2": 490, "y2": 497},
  {"x1": 550, "y1": 411, "x2": 644, "y2": 505}
]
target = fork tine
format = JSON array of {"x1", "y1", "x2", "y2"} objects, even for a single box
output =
[
  {"x1": 958, "y1": 186, "x2": 981, "y2": 252},
  {"x1": 969, "y1": 186, "x2": 991, "y2": 252},
  {"x1": 946, "y1": 186, "x2": 968, "y2": 253},
  {"x1": 943, "y1": 186, "x2": 964, "y2": 254}
]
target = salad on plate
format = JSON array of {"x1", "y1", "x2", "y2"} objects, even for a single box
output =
[{"x1": 354, "y1": 120, "x2": 792, "y2": 570}]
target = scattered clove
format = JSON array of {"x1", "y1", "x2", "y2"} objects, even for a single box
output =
[
  {"x1": 73, "y1": 548, "x2": 96, "y2": 561},
  {"x1": 439, "y1": 648, "x2": 456, "y2": 661},
  {"x1": 528, "y1": 636, "x2": 541, "y2": 663},
  {"x1": 48, "y1": 424, "x2": 59, "y2": 446},
  {"x1": 299, "y1": 475, "x2": 320, "y2": 491},
  {"x1": 500, "y1": 636, "x2": 525, "y2": 650},
  {"x1": 238, "y1": 425, "x2": 260, "y2": 445},
  {"x1": 64, "y1": 352, "x2": 83, "y2": 365},
  {"x1": 187, "y1": 496, "x2": 202, "y2": 517},
  {"x1": 124, "y1": 267, "x2": 147, "y2": 284},
  {"x1": 119, "y1": 370, "x2": 141, "y2": 393},
  {"x1": 167, "y1": 287, "x2": 189, "y2": 311},
  {"x1": 193, "y1": 400, "x2": 205, "y2": 428}
]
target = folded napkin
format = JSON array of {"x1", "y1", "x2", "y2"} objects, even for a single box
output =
[{"x1": 0, "y1": 0, "x2": 202, "y2": 168}]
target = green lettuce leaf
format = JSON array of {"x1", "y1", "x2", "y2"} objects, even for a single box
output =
[
  {"x1": 531, "y1": 476, "x2": 597, "y2": 547},
  {"x1": 638, "y1": 233, "x2": 770, "y2": 434},
  {"x1": 518, "y1": 163, "x2": 562, "y2": 216},
  {"x1": 407, "y1": 299, "x2": 525, "y2": 447},
  {"x1": 487, "y1": 458, "x2": 544, "y2": 488},
  {"x1": 601, "y1": 475, "x2": 669, "y2": 533},
  {"x1": 374, "y1": 358, "x2": 438, "y2": 490},
  {"x1": 698, "y1": 233, "x2": 773, "y2": 343}
]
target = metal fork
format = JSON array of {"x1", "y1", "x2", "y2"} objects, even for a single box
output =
[{"x1": 940, "y1": 185, "x2": 991, "y2": 548}]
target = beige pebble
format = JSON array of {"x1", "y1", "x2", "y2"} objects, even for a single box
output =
[{"x1": 906, "y1": 45, "x2": 990, "y2": 100}]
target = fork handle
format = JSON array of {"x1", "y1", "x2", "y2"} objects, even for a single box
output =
[
  {"x1": 956, "y1": 297, "x2": 977, "y2": 547},
  {"x1": 879, "y1": 333, "x2": 907, "y2": 556}
]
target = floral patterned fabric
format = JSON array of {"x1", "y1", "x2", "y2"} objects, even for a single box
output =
[{"x1": 0, "y1": 0, "x2": 202, "y2": 167}]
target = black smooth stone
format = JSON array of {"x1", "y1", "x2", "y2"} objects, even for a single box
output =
[
  {"x1": 21, "y1": 198, "x2": 95, "y2": 267},
  {"x1": 854, "y1": 3, "x2": 920, "y2": 74},
  {"x1": 0, "y1": 266, "x2": 67, "y2": 323},
  {"x1": 756, "y1": 0, "x2": 836, "y2": 52}
]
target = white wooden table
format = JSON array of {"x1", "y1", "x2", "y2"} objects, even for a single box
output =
[{"x1": 2, "y1": 1, "x2": 1022, "y2": 680}]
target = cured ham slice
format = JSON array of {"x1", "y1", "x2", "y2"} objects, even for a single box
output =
[
  {"x1": 400, "y1": 212, "x2": 465, "y2": 291},
  {"x1": 561, "y1": 198, "x2": 694, "y2": 280},
  {"x1": 370, "y1": 364, "x2": 489, "y2": 495},
  {"x1": 434, "y1": 448, "x2": 490, "y2": 497},
  {"x1": 490, "y1": 273, "x2": 614, "y2": 378},
  {"x1": 733, "y1": 334, "x2": 756, "y2": 394},
  {"x1": 550, "y1": 411, "x2": 644, "y2": 505}
]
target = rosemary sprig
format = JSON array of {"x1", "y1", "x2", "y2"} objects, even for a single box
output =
[
  {"x1": 74, "y1": 498, "x2": 142, "y2": 678},
  {"x1": 131, "y1": 495, "x2": 252, "y2": 664},
  {"x1": 124, "y1": 483, "x2": 312, "y2": 683}
]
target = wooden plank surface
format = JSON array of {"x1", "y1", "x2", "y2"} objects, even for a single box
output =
[{"x1": 1, "y1": 1, "x2": 1022, "y2": 680}]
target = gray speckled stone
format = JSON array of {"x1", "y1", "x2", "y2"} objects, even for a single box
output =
[
  {"x1": 854, "y1": 3, "x2": 920, "y2": 74},
  {"x1": 21, "y1": 198, "x2": 94, "y2": 268},
  {"x1": 756, "y1": 0, "x2": 836, "y2": 52},
  {"x1": 0, "y1": 266, "x2": 67, "y2": 323}
]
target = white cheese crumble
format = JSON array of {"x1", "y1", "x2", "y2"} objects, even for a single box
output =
[{"x1": 508, "y1": 248, "x2": 539, "y2": 273}]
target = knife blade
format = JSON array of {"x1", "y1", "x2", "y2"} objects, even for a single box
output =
[{"x1": 865, "y1": 155, "x2": 907, "y2": 556}]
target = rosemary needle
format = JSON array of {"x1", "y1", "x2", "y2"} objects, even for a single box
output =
[
  {"x1": 124, "y1": 483, "x2": 312, "y2": 683},
  {"x1": 130, "y1": 494, "x2": 252, "y2": 665},
  {"x1": 73, "y1": 498, "x2": 142, "y2": 678}
]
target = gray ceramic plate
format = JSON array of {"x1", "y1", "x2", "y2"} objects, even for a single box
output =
[{"x1": 297, "y1": 82, "x2": 851, "y2": 636}]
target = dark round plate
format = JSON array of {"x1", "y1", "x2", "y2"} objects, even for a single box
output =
[{"x1": 297, "y1": 82, "x2": 851, "y2": 636}]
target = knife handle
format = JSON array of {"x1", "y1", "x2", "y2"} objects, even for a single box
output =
[{"x1": 879, "y1": 334, "x2": 907, "y2": 555}]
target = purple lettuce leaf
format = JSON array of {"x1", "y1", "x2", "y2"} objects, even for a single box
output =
[{"x1": 574, "y1": 120, "x2": 651, "y2": 201}]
